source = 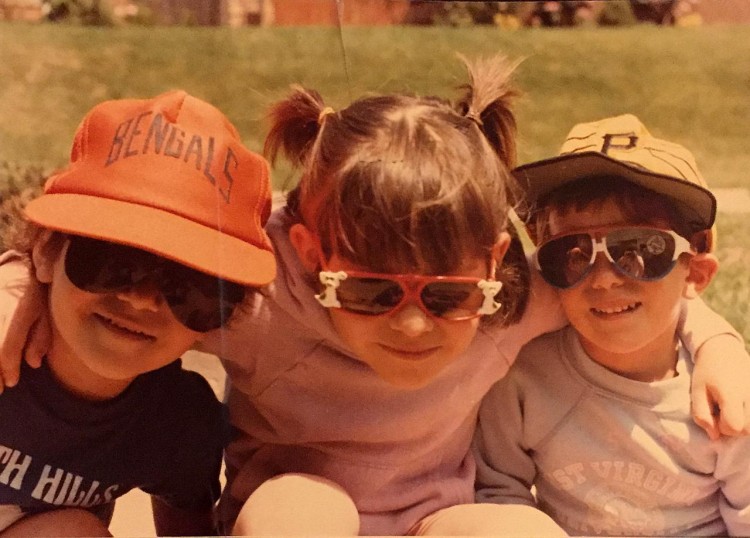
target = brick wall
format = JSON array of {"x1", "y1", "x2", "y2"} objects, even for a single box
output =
[{"x1": 270, "y1": 0, "x2": 410, "y2": 26}]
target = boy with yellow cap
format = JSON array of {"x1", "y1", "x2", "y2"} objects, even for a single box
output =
[
  {"x1": 0, "y1": 90, "x2": 275, "y2": 536},
  {"x1": 474, "y1": 114, "x2": 750, "y2": 536}
]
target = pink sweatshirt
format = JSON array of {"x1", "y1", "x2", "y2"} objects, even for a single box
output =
[
  {"x1": 204, "y1": 208, "x2": 563, "y2": 535},
  {"x1": 200, "y1": 208, "x2": 725, "y2": 535}
]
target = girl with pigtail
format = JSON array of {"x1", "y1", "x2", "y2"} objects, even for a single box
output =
[
  {"x1": 211, "y1": 54, "x2": 569, "y2": 536},
  {"x1": 207, "y1": 55, "x2": 745, "y2": 535}
]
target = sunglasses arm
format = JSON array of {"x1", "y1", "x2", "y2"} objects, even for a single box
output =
[
  {"x1": 477, "y1": 280, "x2": 503, "y2": 316},
  {"x1": 315, "y1": 270, "x2": 348, "y2": 308}
]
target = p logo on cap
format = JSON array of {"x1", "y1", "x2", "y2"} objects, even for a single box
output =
[{"x1": 513, "y1": 114, "x2": 716, "y2": 241}]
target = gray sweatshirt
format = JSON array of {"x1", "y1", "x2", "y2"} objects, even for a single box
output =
[{"x1": 474, "y1": 326, "x2": 750, "y2": 537}]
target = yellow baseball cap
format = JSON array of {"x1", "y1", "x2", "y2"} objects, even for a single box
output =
[{"x1": 513, "y1": 114, "x2": 716, "y2": 237}]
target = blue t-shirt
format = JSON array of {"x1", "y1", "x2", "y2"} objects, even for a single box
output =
[{"x1": 0, "y1": 358, "x2": 225, "y2": 525}]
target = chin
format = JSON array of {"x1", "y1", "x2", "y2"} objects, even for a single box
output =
[{"x1": 371, "y1": 360, "x2": 446, "y2": 390}]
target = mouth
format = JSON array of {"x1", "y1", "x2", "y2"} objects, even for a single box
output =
[
  {"x1": 378, "y1": 344, "x2": 440, "y2": 361},
  {"x1": 94, "y1": 313, "x2": 156, "y2": 341},
  {"x1": 590, "y1": 301, "x2": 642, "y2": 318}
]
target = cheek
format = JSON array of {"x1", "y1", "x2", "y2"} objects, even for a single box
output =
[
  {"x1": 328, "y1": 310, "x2": 379, "y2": 351},
  {"x1": 169, "y1": 326, "x2": 203, "y2": 353},
  {"x1": 448, "y1": 319, "x2": 481, "y2": 350},
  {"x1": 48, "y1": 265, "x2": 89, "y2": 323},
  {"x1": 557, "y1": 289, "x2": 585, "y2": 318}
]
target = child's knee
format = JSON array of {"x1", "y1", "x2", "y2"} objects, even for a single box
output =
[
  {"x1": 232, "y1": 473, "x2": 360, "y2": 536},
  {"x1": 1, "y1": 508, "x2": 110, "y2": 537},
  {"x1": 412, "y1": 503, "x2": 567, "y2": 536}
]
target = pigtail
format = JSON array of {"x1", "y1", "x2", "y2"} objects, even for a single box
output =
[
  {"x1": 264, "y1": 85, "x2": 327, "y2": 169},
  {"x1": 456, "y1": 54, "x2": 521, "y2": 169},
  {"x1": 493, "y1": 221, "x2": 530, "y2": 326},
  {"x1": 454, "y1": 54, "x2": 529, "y2": 327}
]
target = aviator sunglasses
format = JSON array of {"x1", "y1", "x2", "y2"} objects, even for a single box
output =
[
  {"x1": 65, "y1": 235, "x2": 246, "y2": 332},
  {"x1": 535, "y1": 226, "x2": 694, "y2": 290},
  {"x1": 314, "y1": 265, "x2": 503, "y2": 321}
]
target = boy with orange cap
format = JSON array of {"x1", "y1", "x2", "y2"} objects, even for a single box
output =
[{"x1": 0, "y1": 90, "x2": 275, "y2": 536}]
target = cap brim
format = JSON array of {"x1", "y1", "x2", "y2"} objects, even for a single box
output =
[
  {"x1": 25, "y1": 194, "x2": 276, "y2": 287},
  {"x1": 512, "y1": 152, "x2": 716, "y2": 229}
]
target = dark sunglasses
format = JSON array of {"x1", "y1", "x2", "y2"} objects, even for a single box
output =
[
  {"x1": 64, "y1": 235, "x2": 246, "y2": 332},
  {"x1": 534, "y1": 227, "x2": 694, "y2": 289},
  {"x1": 314, "y1": 269, "x2": 503, "y2": 321}
]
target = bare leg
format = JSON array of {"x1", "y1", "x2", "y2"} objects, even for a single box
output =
[
  {"x1": 232, "y1": 473, "x2": 360, "y2": 536},
  {"x1": 411, "y1": 503, "x2": 568, "y2": 536},
  {"x1": 1, "y1": 508, "x2": 111, "y2": 537}
]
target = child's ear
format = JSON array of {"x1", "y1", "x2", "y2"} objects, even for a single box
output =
[
  {"x1": 492, "y1": 231, "x2": 512, "y2": 265},
  {"x1": 31, "y1": 231, "x2": 64, "y2": 284},
  {"x1": 683, "y1": 253, "x2": 719, "y2": 299},
  {"x1": 289, "y1": 223, "x2": 320, "y2": 272}
]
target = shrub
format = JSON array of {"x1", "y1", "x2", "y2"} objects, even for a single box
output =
[
  {"x1": 44, "y1": 0, "x2": 118, "y2": 26},
  {"x1": 0, "y1": 161, "x2": 48, "y2": 200},
  {"x1": 598, "y1": 0, "x2": 638, "y2": 26}
]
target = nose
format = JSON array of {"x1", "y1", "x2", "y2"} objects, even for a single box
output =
[
  {"x1": 388, "y1": 303, "x2": 434, "y2": 337},
  {"x1": 115, "y1": 280, "x2": 164, "y2": 312},
  {"x1": 587, "y1": 252, "x2": 625, "y2": 290}
]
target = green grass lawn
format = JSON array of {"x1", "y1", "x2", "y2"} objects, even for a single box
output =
[
  {"x1": 704, "y1": 213, "x2": 750, "y2": 346},
  {"x1": 1, "y1": 23, "x2": 750, "y2": 187},
  {"x1": 0, "y1": 21, "x2": 748, "y2": 345}
]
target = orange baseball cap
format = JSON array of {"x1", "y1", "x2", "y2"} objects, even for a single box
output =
[{"x1": 24, "y1": 90, "x2": 276, "y2": 286}]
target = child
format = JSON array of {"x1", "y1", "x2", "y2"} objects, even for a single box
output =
[
  {"x1": 0, "y1": 90, "x2": 276, "y2": 536},
  {"x1": 474, "y1": 114, "x2": 750, "y2": 536},
  {"x1": 209, "y1": 54, "x2": 571, "y2": 537},
  {"x1": 1, "y1": 59, "x2": 747, "y2": 536}
]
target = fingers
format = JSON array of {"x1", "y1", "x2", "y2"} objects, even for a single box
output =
[
  {"x1": 0, "y1": 271, "x2": 48, "y2": 389},
  {"x1": 24, "y1": 314, "x2": 50, "y2": 369},
  {"x1": 691, "y1": 391, "x2": 720, "y2": 441},
  {"x1": 693, "y1": 381, "x2": 750, "y2": 439},
  {"x1": 691, "y1": 336, "x2": 750, "y2": 440},
  {"x1": 0, "y1": 307, "x2": 29, "y2": 390},
  {"x1": 717, "y1": 398, "x2": 750, "y2": 437},
  {"x1": 715, "y1": 399, "x2": 743, "y2": 436}
]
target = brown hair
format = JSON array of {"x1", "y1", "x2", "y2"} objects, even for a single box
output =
[
  {"x1": 265, "y1": 55, "x2": 529, "y2": 324},
  {"x1": 532, "y1": 178, "x2": 711, "y2": 252}
]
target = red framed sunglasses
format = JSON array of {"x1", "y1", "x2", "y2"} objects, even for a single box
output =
[{"x1": 314, "y1": 268, "x2": 503, "y2": 321}]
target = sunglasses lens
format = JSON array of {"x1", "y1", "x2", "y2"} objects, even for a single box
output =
[
  {"x1": 537, "y1": 234, "x2": 593, "y2": 289},
  {"x1": 65, "y1": 236, "x2": 153, "y2": 292},
  {"x1": 606, "y1": 229, "x2": 677, "y2": 280},
  {"x1": 162, "y1": 268, "x2": 246, "y2": 332},
  {"x1": 65, "y1": 236, "x2": 245, "y2": 332},
  {"x1": 334, "y1": 277, "x2": 405, "y2": 315},
  {"x1": 421, "y1": 282, "x2": 485, "y2": 319}
]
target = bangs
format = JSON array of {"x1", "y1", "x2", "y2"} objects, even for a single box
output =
[
  {"x1": 317, "y1": 153, "x2": 505, "y2": 274},
  {"x1": 305, "y1": 94, "x2": 512, "y2": 275},
  {"x1": 534, "y1": 177, "x2": 690, "y2": 242}
]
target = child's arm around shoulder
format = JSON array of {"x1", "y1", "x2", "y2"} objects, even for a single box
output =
[
  {"x1": 0, "y1": 253, "x2": 47, "y2": 390},
  {"x1": 682, "y1": 297, "x2": 750, "y2": 439}
]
